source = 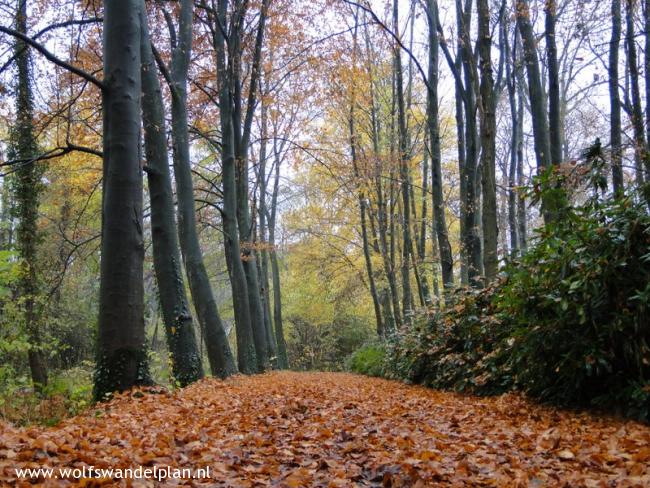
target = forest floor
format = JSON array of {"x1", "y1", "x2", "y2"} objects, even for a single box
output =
[{"x1": 1, "y1": 371, "x2": 649, "y2": 487}]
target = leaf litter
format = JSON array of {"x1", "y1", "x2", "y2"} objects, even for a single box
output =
[{"x1": 1, "y1": 372, "x2": 649, "y2": 486}]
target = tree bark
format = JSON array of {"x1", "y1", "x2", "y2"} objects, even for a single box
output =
[
  {"x1": 611, "y1": 0, "x2": 624, "y2": 194},
  {"x1": 505, "y1": 27, "x2": 519, "y2": 254},
  {"x1": 95, "y1": 0, "x2": 151, "y2": 400},
  {"x1": 268, "y1": 145, "x2": 288, "y2": 368},
  {"x1": 625, "y1": 0, "x2": 648, "y2": 192},
  {"x1": 457, "y1": 0, "x2": 482, "y2": 285},
  {"x1": 140, "y1": 3, "x2": 205, "y2": 386},
  {"x1": 478, "y1": 0, "x2": 498, "y2": 282},
  {"x1": 516, "y1": 0, "x2": 554, "y2": 221},
  {"x1": 394, "y1": 0, "x2": 414, "y2": 317},
  {"x1": 645, "y1": 0, "x2": 650, "y2": 159},
  {"x1": 426, "y1": 0, "x2": 454, "y2": 295},
  {"x1": 257, "y1": 91, "x2": 278, "y2": 366},
  {"x1": 214, "y1": 0, "x2": 257, "y2": 374},
  {"x1": 545, "y1": 0, "x2": 563, "y2": 166},
  {"x1": 12, "y1": 0, "x2": 47, "y2": 390},
  {"x1": 516, "y1": 67, "x2": 527, "y2": 252}
]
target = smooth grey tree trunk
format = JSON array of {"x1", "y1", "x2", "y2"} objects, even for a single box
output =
[
  {"x1": 516, "y1": 70, "x2": 527, "y2": 252},
  {"x1": 625, "y1": 0, "x2": 648, "y2": 193},
  {"x1": 426, "y1": 0, "x2": 455, "y2": 296},
  {"x1": 393, "y1": 0, "x2": 414, "y2": 317},
  {"x1": 477, "y1": 0, "x2": 498, "y2": 282},
  {"x1": 139, "y1": 3, "x2": 205, "y2": 386},
  {"x1": 516, "y1": 0, "x2": 553, "y2": 221},
  {"x1": 545, "y1": 0, "x2": 563, "y2": 166},
  {"x1": 457, "y1": 0, "x2": 482, "y2": 285},
  {"x1": 95, "y1": 0, "x2": 151, "y2": 400},
  {"x1": 214, "y1": 0, "x2": 257, "y2": 374},
  {"x1": 268, "y1": 147, "x2": 288, "y2": 368},
  {"x1": 645, "y1": 0, "x2": 650, "y2": 160},
  {"x1": 159, "y1": 0, "x2": 237, "y2": 378},
  {"x1": 257, "y1": 94, "x2": 278, "y2": 365},
  {"x1": 505, "y1": 27, "x2": 520, "y2": 254}
]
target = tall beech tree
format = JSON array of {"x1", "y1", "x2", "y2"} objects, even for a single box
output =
[
  {"x1": 545, "y1": 0, "x2": 563, "y2": 167},
  {"x1": 231, "y1": 0, "x2": 272, "y2": 371},
  {"x1": 154, "y1": 0, "x2": 237, "y2": 378},
  {"x1": 209, "y1": 0, "x2": 257, "y2": 374},
  {"x1": 477, "y1": 0, "x2": 498, "y2": 282},
  {"x1": 457, "y1": 0, "x2": 482, "y2": 284},
  {"x1": 610, "y1": 0, "x2": 623, "y2": 194},
  {"x1": 94, "y1": 0, "x2": 151, "y2": 400},
  {"x1": 139, "y1": 1, "x2": 205, "y2": 386},
  {"x1": 425, "y1": 0, "x2": 454, "y2": 293},
  {"x1": 393, "y1": 0, "x2": 414, "y2": 317},
  {"x1": 257, "y1": 90, "x2": 279, "y2": 365},
  {"x1": 268, "y1": 143, "x2": 288, "y2": 368},
  {"x1": 624, "y1": 0, "x2": 647, "y2": 191}
]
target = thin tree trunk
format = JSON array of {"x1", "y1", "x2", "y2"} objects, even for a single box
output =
[
  {"x1": 516, "y1": 0, "x2": 554, "y2": 221},
  {"x1": 425, "y1": 0, "x2": 454, "y2": 296},
  {"x1": 505, "y1": 28, "x2": 519, "y2": 254},
  {"x1": 231, "y1": 0, "x2": 271, "y2": 371},
  {"x1": 409, "y1": 174, "x2": 429, "y2": 307},
  {"x1": 645, "y1": 0, "x2": 650, "y2": 157},
  {"x1": 611, "y1": 0, "x2": 624, "y2": 194},
  {"x1": 516, "y1": 71, "x2": 527, "y2": 252},
  {"x1": 258, "y1": 90, "x2": 278, "y2": 366},
  {"x1": 268, "y1": 145, "x2": 288, "y2": 368},
  {"x1": 625, "y1": 0, "x2": 648, "y2": 192},
  {"x1": 214, "y1": 0, "x2": 257, "y2": 374},
  {"x1": 394, "y1": 0, "x2": 414, "y2": 317},
  {"x1": 545, "y1": 0, "x2": 563, "y2": 166},
  {"x1": 457, "y1": 0, "x2": 482, "y2": 285},
  {"x1": 454, "y1": 52, "x2": 468, "y2": 286}
]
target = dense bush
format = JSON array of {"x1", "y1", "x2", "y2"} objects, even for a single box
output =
[
  {"x1": 354, "y1": 193, "x2": 650, "y2": 422},
  {"x1": 503, "y1": 196, "x2": 650, "y2": 419},
  {"x1": 346, "y1": 342, "x2": 387, "y2": 377},
  {"x1": 382, "y1": 285, "x2": 514, "y2": 395}
]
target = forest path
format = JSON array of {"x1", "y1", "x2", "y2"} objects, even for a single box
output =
[{"x1": 1, "y1": 371, "x2": 649, "y2": 486}]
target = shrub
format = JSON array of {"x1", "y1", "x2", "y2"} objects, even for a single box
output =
[
  {"x1": 0, "y1": 362, "x2": 93, "y2": 426},
  {"x1": 368, "y1": 190, "x2": 650, "y2": 421},
  {"x1": 346, "y1": 342, "x2": 387, "y2": 377},
  {"x1": 500, "y1": 196, "x2": 650, "y2": 420},
  {"x1": 384, "y1": 285, "x2": 514, "y2": 395}
]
